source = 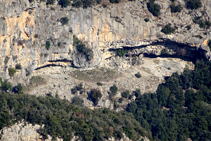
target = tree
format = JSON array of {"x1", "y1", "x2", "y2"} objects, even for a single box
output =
[
  {"x1": 60, "y1": 17, "x2": 69, "y2": 26},
  {"x1": 1, "y1": 80, "x2": 12, "y2": 92},
  {"x1": 121, "y1": 90, "x2": 130, "y2": 98},
  {"x1": 186, "y1": 0, "x2": 202, "y2": 9},
  {"x1": 12, "y1": 83, "x2": 23, "y2": 94},
  {"x1": 147, "y1": 0, "x2": 161, "y2": 17},
  {"x1": 58, "y1": 0, "x2": 70, "y2": 8},
  {"x1": 161, "y1": 24, "x2": 176, "y2": 34},
  {"x1": 45, "y1": 41, "x2": 50, "y2": 50},
  {"x1": 90, "y1": 89, "x2": 102, "y2": 105},
  {"x1": 110, "y1": 85, "x2": 118, "y2": 98},
  {"x1": 8, "y1": 68, "x2": 16, "y2": 77},
  {"x1": 71, "y1": 96, "x2": 84, "y2": 106}
]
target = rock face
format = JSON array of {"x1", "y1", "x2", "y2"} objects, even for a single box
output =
[{"x1": 0, "y1": 0, "x2": 210, "y2": 84}]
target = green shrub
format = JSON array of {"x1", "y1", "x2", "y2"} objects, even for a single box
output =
[
  {"x1": 8, "y1": 68, "x2": 16, "y2": 77},
  {"x1": 15, "y1": 64, "x2": 22, "y2": 70},
  {"x1": 45, "y1": 41, "x2": 50, "y2": 50},
  {"x1": 109, "y1": 0, "x2": 121, "y2": 3},
  {"x1": 147, "y1": 0, "x2": 161, "y2": 17},
  {"x1": 60, "y1": 17, "x2": 69, "y2": 26},
  {"x1": 71, "y1": 87, "x2": 77, "y2": 94},
  {"x1": 4, "y1": 56, "x2": 10, "y2": 64},
  {"x1": 58, "y1": 0, "x2": 70, "y2": 8},
  {"x1": 170, "y1": 4, "x2": 182, "y2": 13},
  {"x1": 34, "y1": 34, "x2": 38, "y2": 38},
  {"x1": 118, "y1": 98, "x2": 123, "y2": 103},
  {"x1": 1, "y1": 80, "x2": 12, "y2": 92},
  {"x1": 12, "y1": 83, "x2": 23, "y2": 94},
  {"x1": 97, "y1": 82, "x2": 103, "y2": 86},
  {"x1": 110, "y1": 85, "x2": 118, "y2": 97},
  {"x1": 135, "y1": 72, "x2": 141, "y2": 78},
  {"x1": 186, "y1": 25, "x2": 191, "y2": 30},
  {"x1": 186, "y1": 0, "x2": 202, "y2": 9},
  {"x1": 193, "y1": 17, "x2": 211, "y2": 29},
  {"x1": 71, "y1": 96, "x2": 84, "y2": 106},
  {"x1": 161, "y1": 24, "x2": 176, "y2": 34},
  {"x1": 90, "y1": 89, "x2": 102, "y2": 105},
  {"x1": 144, "y1": 18, "x2": 150, "y2": 22},
  {"x1": 116, "y1": 48, "x2": 128, "y2": 57},
  {"x1": 73, "y1": 35, "x2": 93, "y2": 61},
  {"x1": 46, "y1": 0, "x2": 55, "y2": 5},
  {"x1": 121, "y1": 90, "x2": 130, "y2": 98}
]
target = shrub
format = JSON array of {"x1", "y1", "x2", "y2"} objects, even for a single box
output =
[
  {"x1": 71, "y1": 96, "x2": 84, "y2": 106},
  {"x1": 144, "y1": 18, "x2": 149, "y2": 22},
  {"x1": 118, "y1": 98, "x2": 123, "y2": 103},
  {"x1": 1, "y1": 80, "x2": 12, "y2": 92},
  {"x1": 4, "y1": 56, "x2": 10, "y2": 64},
  {"x1": 12, "y1": 83, "x2": 23, "y2": 94},
  {"x1": 73, "y1": 35, "x2": 93, "y2": 61},
  {"x1": 58, "y1": 0, "x2": 70, "y2": 8},
  {"x1": 186, "y1": 0, "x2": 202, "y2": 9},
  {"x1": 110, "y1": 85, "x2": 118, "y2": 97},
  {"x1": 133, "y1": 89, "x2": 141, "y2": 99},
  {"x1": 90, "y1": 89, "x2": 102, "y2": 105},
  {"x1": 109, "y1": 0, "x2": 121, "y2": 3},
  {"x1": 46, "y1": 0, "x2": 55, "y2": 5},
  {"x1": 116, "y1": 48, "x2": 128, "y2": 57},
  {"x1": 186, "y1": 25, "x2": 191, "y2": 30},
  {"x1": 121, "y1": 90, "x2": 130, "y2": 98},
  {"x1": 170, "y1": 4, "x2": 182, "y2": 13},
  {"x1": 147, "y1": 0, "x2": 161, "y2": 17},
  {"x1": 97, "y1": 82, "x2": 103, "y2": 86},
  {"x1": 45, "y1": 41, "x2": 50, "y2": 50},
  {"x1": 60, "y1": 17, "x2": 69, "y2": 26},
  {"x1": 34, "y1": 34, "x2": 38, "y2": 38},
  {"x1": 161, "y1": 24, "x2": 176, "y2": 34},
  {"x1": 15, "y1": 64, "x2": 22, "y2": 70},
  {"x1": 135, "y1": 72, "x2": 141, "y2": 78},
  {"x1": 8, "y1": 68, "x2": 16, "y2": 77}
]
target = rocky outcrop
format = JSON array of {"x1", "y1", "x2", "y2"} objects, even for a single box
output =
[{"x1": 0, "y1": 0, "x2": 210, "y2": 84}]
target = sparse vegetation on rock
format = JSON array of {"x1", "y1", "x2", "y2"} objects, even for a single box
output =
[
  {"x1": 73, "y1": 35, "x2": 93, "y2": 61},
  {"x1": 45, "y1": 41, "x2": 50, "y2": 50},
  {"x1": 116, "y1": 48, "x2": 128, "y2": 57}
]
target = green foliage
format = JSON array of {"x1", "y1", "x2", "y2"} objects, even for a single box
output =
[
  {"x1": 12, "y1": 83, "x2": 23, "y2": 94},
  {"x1": 72, "y1": 0, "x2": 102, "y2": 8},
  {"x1": 15, "y1": 64, "x2": 22, "y2": 70},
  {"x1": 127, "y1": 60, "x2": 211, "y2": 141},
  {"x1": 121, "y1": 90, "x2": 130, "y2": 98},
  {"x1": 4, "y1": 56, "x2": 10, "y2": 65},
  {"x1": 45, "y1": 41, "x2": 50, "y2": 50},
  {"x1": 71, "y1": 96, "x2": 84, "y2": 106},
  {"x1": 90, "y1": 89, "x2": 102, "y2": 105},
  {"x1": 135, "y1": 72, "x2": 141, "y2": 78},
  {"x1": 161, "y1": 24, "x2": 176, "y2": 34},
  {"x1": 118, "y1": 98, "x2": 123, "y2": 103},
  {"x1": 1, "y1": 80, "x2": 12, "y2": 92},
  {"x1": 186, "y1": 0, "x2": 202, "y2": 9},
  {"x1": 170, "y1": 4, "x2": 182, "y2": 13},
  {"x1": 97, "y1": 82, "x2": 103, "y2": 86},
  {"x1": 144, "y1": 18, "x2": 149, "y2": 22},
  {"x1": 71, "y1": 83, "x2": 84, "y2": 94},
  {"x1": 186, "y1": 25, "x2": 191, "y2": 30},
  {"x1": 34, "y1": 34, "x2": 38, "y2": 38},
  {"x1": 116, "y1": 48, "x2": 128, "y2": 57},
  {"x1": 109, "y1": 0, "x2": 121, "y2": 3},
  {"x1": 73, "y1": 35, "x2": 93, "y2": 61},
  {"x1": 60, "y1": 17, "x2": 69, "y2": 26},
  {"x1": 193, "y1": 17, "x2": 211, "y2": 29},
  {"x1": 147, "y1": 0, "x2": 161, "y2": 17},
  {"x1": 58, "y1": 0, "x2": 70, "y2": 8},
  {"x1": 46, "y1": 0, "x2": 55, "y2": 5},
  {"x1": 8, "y1": 68, "x2": 16, "y2": 77},
  {"x1": 0, "y1": 92, "x2": 149, "y2": 140},
  {"x1": 110, "y1": 84, "x2": 118, "y2": 98}
]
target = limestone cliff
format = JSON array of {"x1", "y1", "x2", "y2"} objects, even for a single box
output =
[{"x1": 0, "y1": 0, "x2": 210, "y2": 84}]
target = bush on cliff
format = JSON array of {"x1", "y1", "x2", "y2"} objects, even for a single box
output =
[
  {"x1": 186, "y1": 0, "x2": 202, "y2": 9},
  {"x1": 161, "y1": 24, "x2": 176, "y2": 34},
  {"x1": 8, "y1": 68, "x2": 16, "y2": 77},
  {"x1": 58, "y1": 0, "x2": 70, "y2": 7},
  {"x1": 147, "y1": 0, "x2": 161, "y2": 17}
]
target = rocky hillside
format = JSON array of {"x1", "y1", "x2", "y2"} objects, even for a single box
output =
[{"x1": 0, "y1": 0, "x2": 210, "y2": 85}]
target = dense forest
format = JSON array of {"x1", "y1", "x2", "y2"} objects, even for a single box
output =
[
  {"x1": 127, "y1": 60, "x2": 211, "y2": 140},
  {"x1": 0, "y1": 92, "x2": 151, "y2": 140}
]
